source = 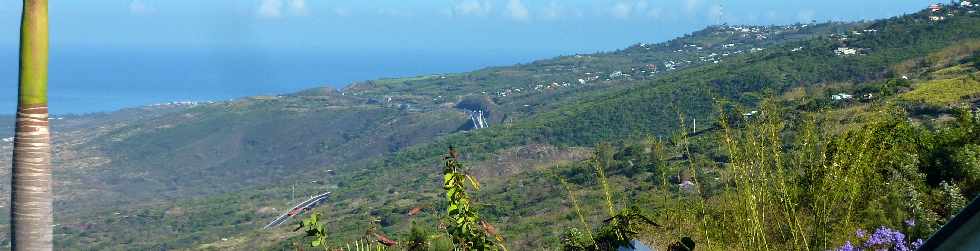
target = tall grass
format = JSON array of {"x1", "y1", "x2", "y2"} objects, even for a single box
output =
[
  {"x1": 593, "y1": 144, "x2": 618, "y2": 218},
  {"x1": 554, "y1": 163, "x2": 597, "y2": 248},
  {"x1": 289, "y1": 101, "x2": 975, "y2": 251},
  {"x1": 676, "y1": 113, "x2": 712, "y2": 249}
]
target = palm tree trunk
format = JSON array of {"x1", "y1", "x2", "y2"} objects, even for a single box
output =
[{"x1": 11, "y1": 0, "x2": 52, "y2": 250}]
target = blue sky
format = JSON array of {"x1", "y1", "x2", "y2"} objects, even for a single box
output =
[
  {"x1": 0, "y1": 1, "x2": 944, "y2": 114},
  {"x1": 0, "y1": 0, "x2": 938, "y2": 53}
]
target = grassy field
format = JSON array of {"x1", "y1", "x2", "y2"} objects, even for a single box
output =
[{"x1": 900, "y1": 74, "x2": 980, "y2": 106}]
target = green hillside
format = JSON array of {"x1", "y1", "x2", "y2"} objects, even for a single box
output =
[{"x1": 0, "y1": 5, "x2": 977, "y2": 251}]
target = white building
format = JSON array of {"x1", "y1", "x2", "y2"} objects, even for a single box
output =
[
  {"x1": 835, "y1": 47, "x2": 859, "y2": 56},
  {"x1": 832, "y1": 93, "x2": 854, "y2": 101}
]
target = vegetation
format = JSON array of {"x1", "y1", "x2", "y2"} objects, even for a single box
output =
[
  {"x1": 546, "y1": 100, "x2": 979, "y2": 250},
  {"x1": 899, "y1": 76, "x2": 980, "y2": 106},
  {"x1": 296, "y1": 212, "x2": 329, "y2": 248},
  {"x1": 558, "y1": 153, "x2": 661, "y2": 250},
  {"x1": 441, "y1": 148, "x2": 503, "y2": 250},
  {"x1": 3, "y1": 5, "x2": 978, "y2": 250}
]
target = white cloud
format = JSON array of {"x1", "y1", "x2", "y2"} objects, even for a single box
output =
[
  {"x1": 257, "y1": 0, "x2": 283, "y2": 18},
  {"x1": 129, "y1": 0, "x2": 154, "y2": 15},
  {"x1": 540, "y1": 1, "x2": 562, "y2": 20},
  {"x1": 288, "y1": 0, "x2": 308, "y2": 16},
  {"x1": 452, "y1": 0, "x2": 493, "y2": 17},
  {"x1": 684, "y1": 0, "x2": 701, "y2": 13},
  {"x1": 258, "y1": 0, "x2": 312, "y2": 19},
  {"x1": 611, "y1": 2, "x2": 632, "y2": 19},
  {"x1": 609, "y1": 1, "x2": 658, "y2": 20},
  {"x1": 506, "y1": 0, "x2": 530, "y2": 21}
]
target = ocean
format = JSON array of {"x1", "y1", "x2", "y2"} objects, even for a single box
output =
[{"x1": 0, "y1": 46, "x2": 563, "y2": 115}]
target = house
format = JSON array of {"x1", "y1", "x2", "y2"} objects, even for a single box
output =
[
  {"x1": 930, "y1": 15, "x2": 946, "y2": 21},
  {"x1": 832, "y1": 93, "x2": 854, "y2": 101},
  {"x1": 609, "y1": 71, "x2": 629, "y2": 78},
  {"x1": 930, "y1": 3, "x2": 942, "y2": 12},
  {"x1": 835, "y1": 47, "x2": 859, "y2": 56}
]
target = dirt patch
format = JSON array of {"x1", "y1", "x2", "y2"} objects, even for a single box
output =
[{"x1": 468, "y1": 144, "x2": 592, "y2": 182}]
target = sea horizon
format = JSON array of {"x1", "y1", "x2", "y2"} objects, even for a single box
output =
[{"x1": 0, "y1": 45, "x2": 576, "y2": 115}]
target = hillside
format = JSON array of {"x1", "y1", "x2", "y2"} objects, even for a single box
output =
[
  {"x1": 0, "y1": 5, "x2": 978, "y2": 250},
  {"x1": 2, "y1": 15, "x2": 856, "y2": 220}
]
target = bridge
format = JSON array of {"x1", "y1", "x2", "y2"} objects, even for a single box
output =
[{"x1": 263, "y1": 191, "x2": 332, "y2": 229}]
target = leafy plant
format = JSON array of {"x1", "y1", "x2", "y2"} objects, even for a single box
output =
[
  {"x1": 560, "y1": 228, "x2": 593, "y2": 251},
  {"x1": 295, "y1": 212, "x2": 329, "y2": 249},
  {"x1": 442, "y1": 147, "x2": 502, "y2": 250},
  {"x1": 595, "y1": 206, "x2": 660, "y2": 249},
  {"x1": 939, "y1": 181, "x2": 968, "y2": 219},
  {"x1": 557, "y1": 149, "x2": 660, "y2": 251},
  {"x1": 406, "y1": 221, "x2": 430, "y2": 251}
]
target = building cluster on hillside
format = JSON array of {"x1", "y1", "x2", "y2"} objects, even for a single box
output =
[
  {"x1": 148, "y1": 100, "x2": 214, "y2": 108},
  {"x1": 490, "y1": 41, "x2": 766, "y2": 99},
  {"x1": 683, "y1": 44, "x2": 704, "y2": 50},
  {"x1": 829, "y1": 29, "x2": 875, "y2": 56},
  {"x1": 476, "y1": 23, "x2": 830, "y2": 101},
  {"x1": 713, "y1": 24, "x2": 810, "y2": 40},
  {"x1": 928, "y1": 1, "x2": 979, "y2": 21},
  {"x1": 835, "y1": 47, "x2": 862, "y2": 56},
  {"x1": 608, "y1": 71, "x2": 630, "y2": 79}
]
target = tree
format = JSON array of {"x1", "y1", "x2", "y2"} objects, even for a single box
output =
[{"x1": 11, "y1": 0, "x2": 52, "y2": 250}]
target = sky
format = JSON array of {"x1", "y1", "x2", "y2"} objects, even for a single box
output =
[
  {"x1": 0, "y1": 0, "x2": 938, "y2": 52},
  {"x1": 0, "y1": 0, "x2": 940, "y2": 114}
]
